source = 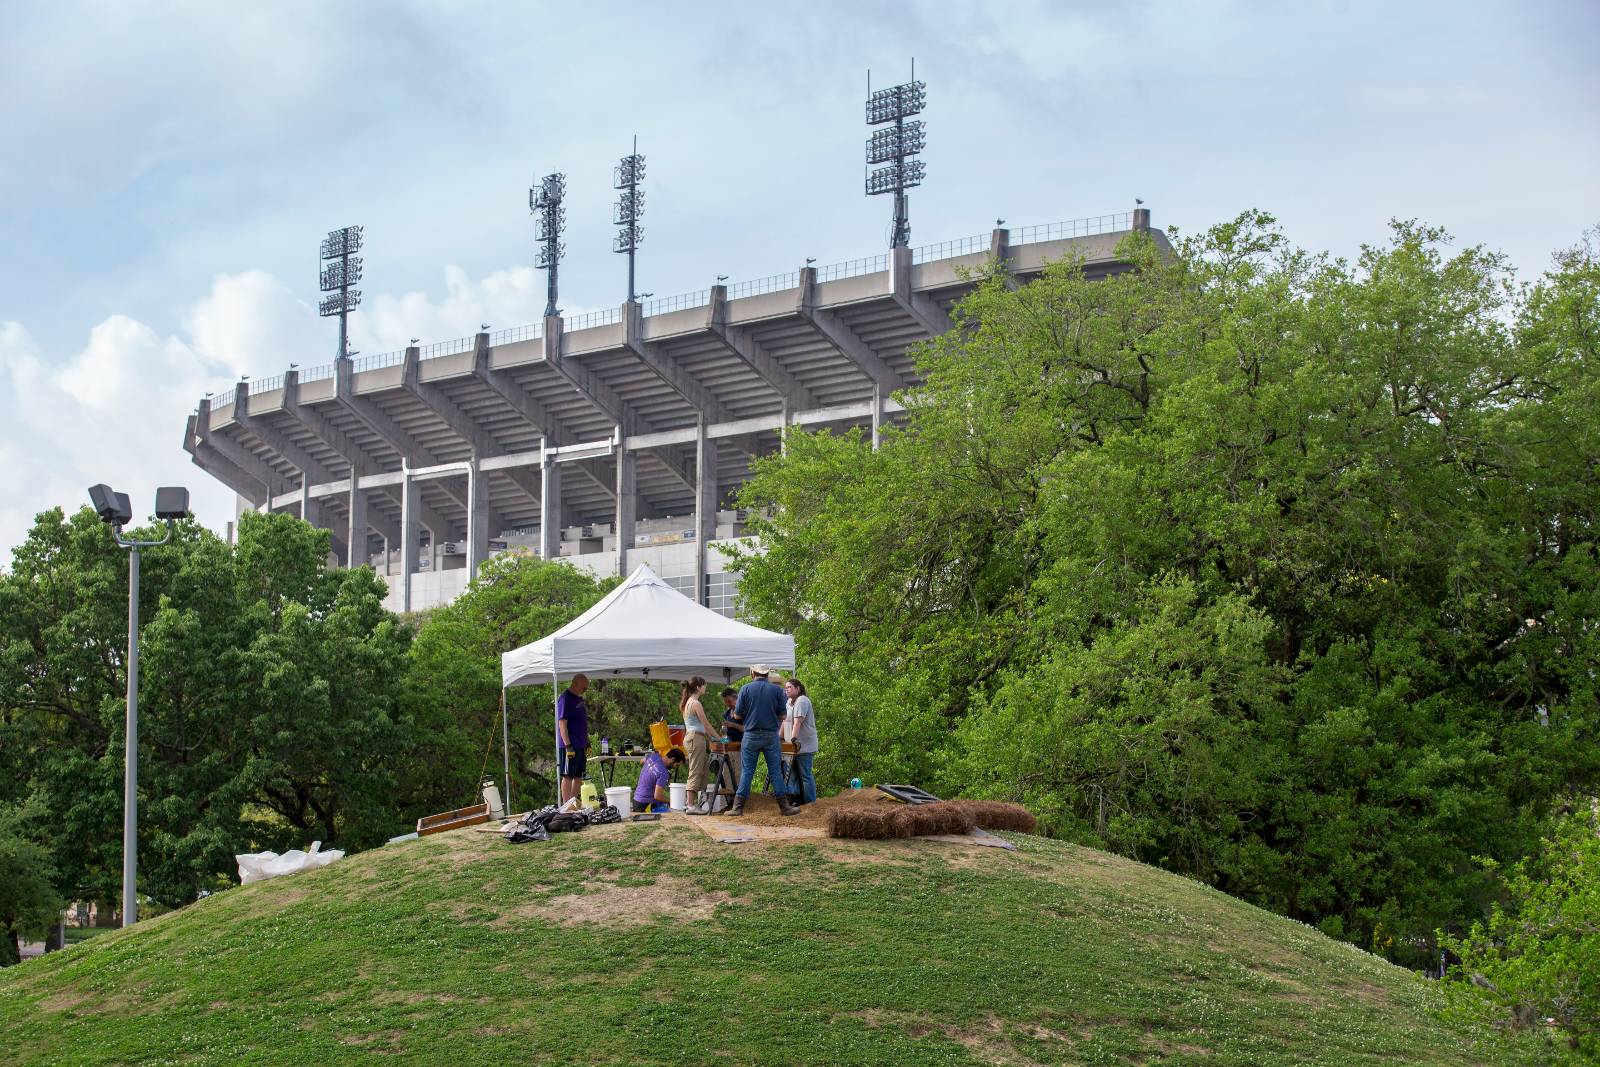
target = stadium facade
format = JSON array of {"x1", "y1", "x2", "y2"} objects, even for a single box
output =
[{"x1": 184, "y1": 210, "x2": 1168, "y2": 615}]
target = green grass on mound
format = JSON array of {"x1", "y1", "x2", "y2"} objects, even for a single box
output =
[{"x1": 0, "y1": 822, "x2": 1555, "y2": 1065}]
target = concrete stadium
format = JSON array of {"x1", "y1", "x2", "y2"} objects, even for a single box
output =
[{"x1": 184, "y1": 209, "x2": 1168, "y2": 614}]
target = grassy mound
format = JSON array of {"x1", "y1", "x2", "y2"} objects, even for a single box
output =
[{"x1": 0, "y1": 822, "x2": 1546, "y2": 1065}]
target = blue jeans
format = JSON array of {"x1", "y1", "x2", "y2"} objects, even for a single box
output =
[
  {"x1": 737, "y1": 729, "x2": 790, "y2": 799},
  {"x1": 794, "y1": 752, "x2": 816, "y2": 804}
]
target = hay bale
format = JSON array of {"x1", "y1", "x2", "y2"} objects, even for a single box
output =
[
  {"x1": 888, "y1": 803, "x2": 975, "y2": 838},
  {"x1": 827, "y1": 801, "x2": 978, "y2": 840},
  {"x1": 945, "y1": 800, "x2": 1036, "y2": 833},
  {"x1": 827, "y1": 807, "x2": 897, "y2": 839}
]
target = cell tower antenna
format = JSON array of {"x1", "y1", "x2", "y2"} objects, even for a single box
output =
[
  {"x1": 318, "y1": 225, "x2": 364, "y2": 360},
  {"x1": 531, "y1": 171, "x2": 567, "y2": 318},
  {"x1": 614, "y1": 135, "x2": 646, "y2": 302},
  {"x1": 864, "y1": 62, "x2": 926, "y2": 249}
]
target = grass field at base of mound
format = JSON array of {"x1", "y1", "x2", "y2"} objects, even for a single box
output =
[{"x1": 0, "y1": 823, "x2": 1569, "y2": 1066}]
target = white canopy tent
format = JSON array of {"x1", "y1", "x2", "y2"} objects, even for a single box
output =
[{"x1": 496, "y1": 563, "x2": 796, "y2": 809}]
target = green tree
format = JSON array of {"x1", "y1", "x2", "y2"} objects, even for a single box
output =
[
  {"x1": 0, "y1": 798, "x2": 62, "y2": 967},
  {"x1": 728, "y1": 214, "x2": 1600, "y2": 959},
  {"x1": 1443, "y1": 806, "x2": 1600, "y2": 1058},
  {"x1": 0, "y1": 508, "x2": 411, "y2": 909}
]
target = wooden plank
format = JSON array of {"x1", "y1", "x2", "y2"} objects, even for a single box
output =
[{"x1": 417, "y1": 803, "x2": 489, "y2": 836}]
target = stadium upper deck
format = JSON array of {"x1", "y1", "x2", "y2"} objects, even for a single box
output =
[{"x1": 184, "y1": 210, "x2": 1168, "y2": 611}]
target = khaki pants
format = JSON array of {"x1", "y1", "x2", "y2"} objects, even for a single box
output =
[{"x1": 685, "y1": 731, "x2": 710, "y2": 790}]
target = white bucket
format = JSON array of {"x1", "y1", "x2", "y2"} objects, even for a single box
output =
[
  {"x1": 669, "y1": 782, "x2": 687, "y2": 811},
  {"x1": 605, "y1": 786, "x2": 632, "y2": 813}
]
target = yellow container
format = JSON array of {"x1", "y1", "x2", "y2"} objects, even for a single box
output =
[
  {"x1": 649, "y1": 720, "x2": 671, "y2": 755},
  {"x1": 580, "y1": 781, "x2": 599, "y2": 809}
]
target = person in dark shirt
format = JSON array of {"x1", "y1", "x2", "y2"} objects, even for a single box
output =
[
  {"x1": 727, "y1": 665, "x2": 797, "y2": 817},
  {"x1": 556, "y1": 674, "x2": 590, "y2": 808},
  {"x1": 720, "y1": 685, "x2": 743, "y2": 743},
  {"x1": 632, "y1": 747, "x2": 686, "y2": 813}
]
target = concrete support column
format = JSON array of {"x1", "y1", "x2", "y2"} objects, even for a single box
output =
[
  {"x1": 540, "y1": 452, "x2": 563, "y2": 561},
  {"x1": 299, "y1": 473, "x2": 314, "y2": 525},
  {"x1": 346, "y1": 482, "x2": 368, "y2": 569},
  {"x1": 990, "y1": 226, "x2": 1011, "y2": 270},
  {"x1": 693, "y1": 420, "x2": 719, "y2": 606},
  {"x1": 399, "y1": 469, "x2": 418, "y2": 613},
  {"x1": 466, "y1": 461, "x2": 490, "y2": 579},
  {"x1": 1133, "y1": 207, "x2": 1151, "y2": 232},
  {"x1": 871, "y1": 382, "x2": 883, "y2": 451},
  {"x1": 614, "y1": 428, "x2": 636, "y2": 577}
]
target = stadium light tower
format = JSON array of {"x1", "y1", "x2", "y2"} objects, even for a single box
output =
[
  {"x1": 86, "y1": 484, "x2": 190, "y2": 927},
  {"x1": 613, "y1": 137, "x2": 645, "y2": 302},
  {"x1": 319, "y1": 225, "x2": 364, "y2": 360},
  {"x1": 865, "y1": 63, "x2": 927, "y2": 249},
  {"x1": 531, "y1": 172, "x2": 567, "y2": 318}
]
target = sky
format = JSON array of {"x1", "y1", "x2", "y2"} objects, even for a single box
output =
[{"x1": 2, "y1": 0, "x2": 1596, "y2": 567}]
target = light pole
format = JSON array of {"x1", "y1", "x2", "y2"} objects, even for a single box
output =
[
  {"x1": 865, "y1": 66, "x2": 927, "y2": 249},
  {"x1": 531, "y1": 171, "x2": 567, "y2": 318},
  {"x1": 613, "y1": 138, "x2": 645, "y2": 302},
  {"x1": 87, "y1": 484, "x2": 190, "y2": 927}
]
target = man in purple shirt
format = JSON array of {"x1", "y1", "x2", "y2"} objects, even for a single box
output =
[
  {"x1": 632, "y1": 747, "x2": 686, "y2": 813},
  {"x1": 556, "y1": 674, "x2": 590, "y2": 808}
]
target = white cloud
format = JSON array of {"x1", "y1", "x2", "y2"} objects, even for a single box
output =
[
  {"x1": 0, "y1": 317, "x2": 235, "y2": 570},
  {"x1": 0, "y1": 262, "x2": 568, "y2": 569},
  {"x1": 351, "y1": 264, "x2": 545, "y2": 355},
  {"x1": 184, "y1": 270, "x2": 324, "y2": 374}
]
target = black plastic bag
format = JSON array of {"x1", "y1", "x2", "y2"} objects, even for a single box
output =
[{"x1": 505, "y1": 823, "x2": 550, "y2": 844}]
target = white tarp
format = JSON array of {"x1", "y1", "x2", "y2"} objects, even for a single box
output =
[
  {"x1": 499, "y1": 563, "x2": 795, "y2": 687},
  {"x1": 235, "y1": 841, "x2": 344, "y2": 884}
]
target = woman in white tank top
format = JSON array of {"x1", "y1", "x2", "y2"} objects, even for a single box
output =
[{"x1": 680, "y1": 676, "x2": 715, "y2": 808}]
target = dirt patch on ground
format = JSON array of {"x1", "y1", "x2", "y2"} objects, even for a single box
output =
[
  {"x1": 419, "y1": 831, "x2": 498, "y2": 867},
  {"x1": 36, "y1": 987, "x2": 161, "y2": 1016},
  {"x1": 936, "y1": 1015, "x2": 1052, "y2": 1067},
  {"x1": 339, "y1": 1029, "x2": 406, "y2": 1050},
  {"x1": 36, "y1": 990, "x2": 94, "y2": 1013},
  {"x1": 222, "y1": 883, "x2": 313, "y2": 920},
  {"x1": 492, "y1": 873, "x2": 738, "y2": 929},
  {"x1": 372, "y1": 990, "x2": 462, "y2": 1006},
  {"x1": 851, "y1": 1009, "x2": 1055, "y2": 1066}
]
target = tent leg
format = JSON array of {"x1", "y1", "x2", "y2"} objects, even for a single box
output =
[
  {"x1": 501, "y1": 688, "x2": 511, "y2": 815},
  {"x1": 553, "y1": 670, "x2": 561, "y2": 808}
]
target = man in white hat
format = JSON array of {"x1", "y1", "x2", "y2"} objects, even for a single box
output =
[{"x1": 728, "y1": 664, "x2": 797, "y2": 817}]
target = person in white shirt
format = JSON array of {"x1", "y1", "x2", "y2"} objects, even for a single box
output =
[{"x1": 782, "y1": 677, "x2": 819, "y2": 805}]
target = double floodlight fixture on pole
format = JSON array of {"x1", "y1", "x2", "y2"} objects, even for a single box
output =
[
  {"x1": 865, "y1": 65, "x2": 927, "y2": 249},
  {"x1": 319, "y1": 225, "x2": 364, "y2": 360},
  {"x1": 531, "y1": 172, "x2": 566, "y2": 318},
  {"x1": 613, "y1": 136, "x2": 646, "y2": 302},
  {"x1": 86, "y1": 484, "x2": 191, "y2": 929}
]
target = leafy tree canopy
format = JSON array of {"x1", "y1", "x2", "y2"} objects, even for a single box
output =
[
  {"x1": 0, "y1": 509, "x2": 410, "y2": 910},
  {"x1": 728, "y1": 214, "x2": 1600, "y2": 960}
]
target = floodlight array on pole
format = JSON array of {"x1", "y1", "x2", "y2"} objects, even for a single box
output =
[
  {"x1": 319, "y1": 225, "x2": 364, "y2": 360},
  {"x1": 613, "y1": 136, "x2": 646, "y2": 302},
  {"x1": 86, "y1": 484, "x2": 191, "y2": 928},
  {"x1": 531, "y1": 172, "x2": 566, "y2": 318},
  {"x1": 865, "y1": 65, "x2": 927, "y2": 248}
]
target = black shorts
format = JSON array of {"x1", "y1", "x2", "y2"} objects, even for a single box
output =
[{"x1": 559, "y1": 747, "x2": 587, "y2": 778}]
